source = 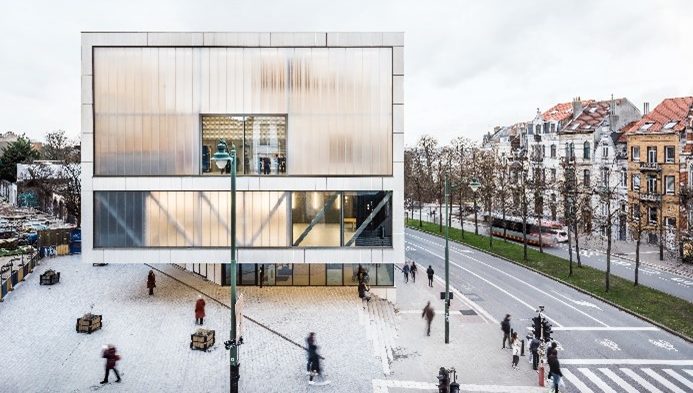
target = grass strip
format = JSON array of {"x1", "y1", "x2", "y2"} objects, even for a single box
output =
[{"x1": 406, "y1": 219, "x2": 693, "y2": 340}]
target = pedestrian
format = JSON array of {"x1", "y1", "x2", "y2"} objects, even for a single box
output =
[
  {"x1": 402, "y1": 262, "x2": 410, "y2": 283},
  {"x1": 547, "y1": 351, "x2": 563, "y2": 393},
  {"x1": 100, "y1": 345, "x2": 121, "y2": 384},
  {"x1": 426, "y1": 265, "x2": 434, "y2": 287},
  {"x1": 305, "y1": 332, "x2": 315, "y2": 374},
  {"x1": 357, "y1": 264, "x2": 367, "y2": 283},
  {"x1": 147, "y1": 270, "x2": 156, "y2": 296},
  {"x1": 546, "y1": 341, "x2": 558, "y2": 359},
  {"x1": 259, "y1": 265, "x2": 265, "y2": 288},
  {"x1": 410, "y1": 261, "x2": 417, "y2": 283},
  {"x1": 307, "y1": 333, "x2": 330, "y2": 385},
  {"x1": 358, "y1": 280, "x2": 371, "y2": 309},
  {"x1": 422, "y1": 301, "x2": 435, "y2": 336},
  {"x1": 529, "y1": 335, "x2": 541, "y2": 371},
  {"x1": 510, "y1": 332, "x2": 520, "y2": 369},
  {"x1": 500, "y1": 314, "x2": 511, "y2": 349},
  {"x1": 195, "y1": 295, "x2": 206, "y2": 325}
]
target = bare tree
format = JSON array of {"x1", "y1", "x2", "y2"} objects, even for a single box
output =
[
  {"x1": 477, "y1": 149, "x2": 497, "y2": 247},
  {"x1": 559, "y1": 157, "x2": 578, "y2": 276},
  {"x1": 592, "y1": 163, "x2": 622, "y2": 292},
  {"x1": 628, "y1": 197, "x2": 644, "y2": 286},
  {"x1": 510, "y1": 150, "x2": 531, "y2": 261},
  {"x1": 451, "y1": 137, "x2": 474, "y2": 238},
  {"x1": 495, "y1": 153, "x2": 512, "y2": 241}
]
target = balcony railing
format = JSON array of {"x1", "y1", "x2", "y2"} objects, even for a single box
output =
[
  {"x1": 640, "y1": 192, "x2": 661, "y2": 202},
  {"x1": 640, "y1": 162, "x2": 661, "y2": 172}
]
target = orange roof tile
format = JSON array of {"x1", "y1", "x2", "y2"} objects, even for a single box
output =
[
  {"x1": 629, "y1": 96, "x2": 693, "y2": 133},
  {"x1": 541, "y1": 100, "x2": 594, "y2": 122}
]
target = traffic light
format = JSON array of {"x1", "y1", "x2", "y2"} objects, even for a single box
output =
[
  {"x1": 531, "y1": 316, "x2": 541, "y2": 338},
  {"x1": 541, "y1": 320, "x2": 553, "y2": 342}
]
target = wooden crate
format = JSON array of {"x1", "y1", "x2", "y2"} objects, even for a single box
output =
[
  {"x1": 190, "y1": 329, "x2": 215, "y2": 351},
  {"x1": 39, "y1": 270, "x2": 60, "y2": 285},
  {"x1": 76, "y1": 314, "x2": 102, "y2": 334}
]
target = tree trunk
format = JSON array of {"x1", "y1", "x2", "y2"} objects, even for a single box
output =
[
  {"x1": 502, "y1": 206, "x2": 508, "y2": 242},
  {"x1": 659, "y1": 199, "x2": 664, "y2": 261},
  {"x1": 606, "y1": 221, "x2": 612, "y2": 292},
  {"x1": 473, "y1": 195, "x2": 479, "y2": 235},
  {"x1": 538, "y1": 214, "x2": 544, "y2": 254},
  {"x1": 488, "y1": 201, "x2": 493, "y2": 248},
  {"x1": 634, "y1": 237, "x2": 641, "y2": 286},
  {"x1": 439, "y1": 199, "x2": 443, "y2": 233},
  {"x1": 574, "y1": 220, "x2": 582, "y2": 267},
  {"x1": 459, "y1": 191, "x2": 465, "y2": 239},
  {"x1": 567, "y1": 220, "x2": 574, "y2": 276},
  {"x1": 418, "y1": 200, "x2": 423, "y2": 227}
]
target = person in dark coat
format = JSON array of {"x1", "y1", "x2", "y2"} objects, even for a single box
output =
[
  {"x1": 529, "y1": 335, "x2": 541, "y2": 370},
  {"x1": 501, "y1": 314, "x2": 511, "y2": 349},
  {"x1": 547, "y1": 352, "x2": 563, "y2": 392},
  {"x1": 307, "y1": 333, "x2": 329, "y2": 385},
  {"x1": 402, "y1": 262, "x2": 410, "y2": 283},
  {"x1": 100, "y1": 345, "x2": 121, "y2": 384},
  {"x1": 305, "y1": 332, "x2": 315, "y2": 374},
  {"x1": 259, "y1": 265, "x2": 265, "y2": 288},
  {"x1": 426, "y1": 265, "x2": 434, "y2": 287},
  {"x1": 422, "y1": 301, "x2": 435, "y2": 336},
  {"x1": 546, "y1": 341, "x2": 558, "y2": 359},
  {"x1": 195, "y1": 295, "x2": 206, "y2": 325},
  {"x1": 147, "y1": 270, "x2": 156, "y2": 296},
  {"x1": 358, "y1": 280, "x2": 371, "y2": 309},
  {"x1": 410, "y1": 261, "x2": 418, "y2": 283}
]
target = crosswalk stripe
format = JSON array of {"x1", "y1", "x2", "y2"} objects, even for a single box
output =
[
  {"x1": 562, "y1": 369, "x2": 595, "y2": 393},
  {"x1": 663, "y1": 369, "x2": 693, "y2": 390},
  {"x1": 619, "y1": 368, "x2": 663, "y2": 393},
  {"x1": 642, "y1": 368, "x2": 686, "y2": 393},
  {"x1": 598, "y1": 368, "x2": 639, "y2": 393},
  {"x1": 684, "y1": 369, "x2": 693, "y2": 377},
  {"x1": 578, "y1": 368, "x2": 616, "y2": 393}
]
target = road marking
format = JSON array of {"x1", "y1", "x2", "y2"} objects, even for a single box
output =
[
  {"x1": 552, "y1": 326, "x2": 658, "y2": 331},
  {"x1": 450, "y1": 247, "x2": 608, "y2": 327},
  {"x1": 551, "y1": 290, "x2": 603, "y2": 310},
  {"x1": 562, "y1": 369, "x2": 595, "y2": 393},
  {"x1": 432, "y1": 272, "x2": 497, "y2": 324},
  {"x1": 562, "y1": 359, "x2": 693, "y2": 366},
  {"x1": 371, "y1": 379, "x2": 545, "y2": 392},
  {"x1": 407, "y1": 241, "x2": 561, "y2": 326},
  {"x1": 648, "y1": 339, "x2": 678, "y2": 352},
  {"x1": 620, "y1": 368, "x2": 663, "y2": 393},
  {"x1": 686, "y1": 369, "x2": 693, "y2": 377},
  {"x1": 663, "y1": 369, "x2": 693, "y2": 390},
  {"x1": 599, "y1": 368, "x2": 639, "y2": 393},
  {"x1": 642, "y1": 368, "x2": 686, "y2": 393},
  {"x1": 595, "y1": 338, "x2": 621, "y2": 351},
  {"x1": 578, "y1": 368, "x2": 617, "y2": 393}
]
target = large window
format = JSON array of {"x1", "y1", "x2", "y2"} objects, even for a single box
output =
[
  {"x1": 292, "y1": 192, "x2": 341, "y2": 247},
  {"x1": 632, "y1": 146, "x2": 640, "y2": 162},
  {"x1": 647, "y1": 175, "x2": 657, "y2": 193},
  {"x1": 647, "y1": 147, "x2": 657, "y2": 163},
  {"x1": 226, "y1": 263, "x2": 394, "y2": 286},
  {"x1": 201, "y1": 115, "x2": 287, "y2": 176},
  {"x1": 583, "y1": 142, "x2": 590, "y2": 159},
  {"x1": 342, "y1": 192, "x2": 392, "y2": 247},
  {"x1": 665, "y1": 175, "x2": 675, "y2": 195},
  {"x1": 550, "y1": 144, "x2": 556, "y2": 158},
  {"x1": 632, "y1": 174, "x2": 640, "y2": 191},
  {"x1": 665, "y1": 146, "x2": 675, "y2": 163}
]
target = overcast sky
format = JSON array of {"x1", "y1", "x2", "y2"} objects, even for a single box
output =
[{"x1": 1, "y1": 0, "x2": 691, "y2": 146}]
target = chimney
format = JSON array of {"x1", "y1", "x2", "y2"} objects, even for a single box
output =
[
  {"x1": 643, "y1": 102, "x2": 650, "y2": 115},
  {"x1": 572, "y1": 96, "x2": 583, "y2": 119}
]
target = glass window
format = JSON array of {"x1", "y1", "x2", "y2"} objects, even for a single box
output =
[
  {"x1": 665, "y1": 146, "x2": 675, "y2": 163},
  {"x1": 632, "y1": 174, "x2": 640, "y2": 191},
  {"x1": 535, "y1": 124, "x2": 540, "y2": 134},
  {"x1": 649, "y1": 207, "x2": 658, "y2": 224},
  {"x1": 344, "y1": 264, "x2": 372, "y2": 286},
  {"x1": 647, "y1": 175, "x2": 657, "y2": 193},
  {"x1": 326, "y1": 264, "x2": 343, "y2": 285},
  {"x1": 375, "y1": 264, "x2": 394, "y2": 286},
  {"x1": 621, "y1": 169, "x2": 627, "y2": 187},
  {"x1": 259, "y1": 264, "x2": 276, "y2": 286},
  {"x1": 632, "y1": 146, "x2": 640, "y2": 161},
  {"x1": 239, "y1": 264, "x2": 256, "y2": 285},
  {"x1": 343, "y1": 192, "x2": 392, "y2": 247},
  {"x1": 602, "y1": 145, "x2": 609, "y2": 159},
  {"x1": 550, "y1": 169, "x2": 556, "y2": 182},
  {"x1": 550, "y1": 145, "x2": 556, "y2": 158},
  {"x1": 202, "y1": 115, "x2": 287, "y2": 176},
  {"x1": 293, "y1": 264, "x2": 310, "y2": 286},
  {"x1": 665, "y1": 217, "x2": 676, "y2": 228},
  {"x1": 583, "y1": 142, "x2": 590, "y2": 159},
  {"x1": 292, "y1": 192, "x2": 341, "y2": 247},
  {"x1": 647, "y1": 147, "x2": 657, "y2": 163},
  {"x1": 275, "y1": 264, "x2": 293, "y2": 286},
  {"x1": 309, "y1": 264, "x2": 326, "y2": 286},
  {"x1": 583, "y1": 170, "x2": 590, "y2": 187},
  {"x1": 665, "y1": 176, "x2": 675, "y2": 195}
]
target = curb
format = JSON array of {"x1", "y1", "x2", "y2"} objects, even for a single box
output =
[{"x1": 406, "y1": 226, "x2": 693, "y2": 344}]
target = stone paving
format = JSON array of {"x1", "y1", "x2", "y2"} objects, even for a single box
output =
[{"x1": 0, "y1": 255, "x2": 544, "y2": 392}]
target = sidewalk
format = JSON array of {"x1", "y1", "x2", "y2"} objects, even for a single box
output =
[{"x1": 409, "y1": 210, "x2": 693, "y2": 279}]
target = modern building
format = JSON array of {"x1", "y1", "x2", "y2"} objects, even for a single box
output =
[
  {"x1": 80, "y1": 32, "x2": 404, "y2": 299},
  {"x1": 625, "y1": 96, "x2": 693, "y2": 251}
]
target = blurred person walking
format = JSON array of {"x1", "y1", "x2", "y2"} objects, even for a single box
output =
[
  {"x1": 147, "y1": 270, "x2": 156, "y2": 296},
  {"x1": 422, "y1": 301, "x2": 435, "y2": 336}
]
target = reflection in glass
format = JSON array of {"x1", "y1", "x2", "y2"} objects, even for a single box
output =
[
  {"x1": 326, "y1": 264, "x2": 343, "y2": 285},
  {"x1": 239, "y1": 264, "x2": 256, "y2": 285},
  {"x1": 343, "y1": 192, "x2": 392, "y2": 247},
  {"x1": 309, "y1": 264, "x2": 326, "y2": 285},
  {"x1": 201, "y1": 115, "x2": 287, "y2": 176},
  {"x1": 292, "y1": 192, "x2": 341, "y2": 247},
  {"x1": 376, "y1": 264, "x2": 394, "y2": 286},
  {"x1": 276, "y1": 264, "x2": 293, "y2": 285},
  {"x1": 261, "y1": 264, "x2": 276, "y2": 286},
  {"x1": 293, "y1": 264, "x2": 310, "y2": 285},
  {"x1": 344, "y1": 264, "x2": 372, "y2": 286}
]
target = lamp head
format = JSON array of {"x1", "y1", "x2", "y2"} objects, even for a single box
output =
[
  {"x1": 211, "y1": 140, "x2": 232, "y2": 170},
  {"x1": 469, "y1": 178, "x2": 481, "y2": 193}
]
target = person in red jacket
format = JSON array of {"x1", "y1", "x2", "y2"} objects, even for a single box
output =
[
  {"x1": 195, "y1": 295, "x2": 206, "y2": 325},
  {"x1": 147, "y1": 270, "x2": 156, "y2": 296},
  {"x1": 100, "y1": 345, "x2": 121, "y2": 384}
]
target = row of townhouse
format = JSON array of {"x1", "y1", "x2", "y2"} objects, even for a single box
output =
[{"x1": 484, "y1": 95, "x2": 693, "y2": 251}]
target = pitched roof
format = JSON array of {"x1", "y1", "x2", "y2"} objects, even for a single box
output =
[
  {"x1": 541, "y1": 100, "x2": 594, "y2": 122},
  {"x1": 617, "y1": 120, "x2": 638, "y2": 142},
  {"x1": 561, "y1": 100, "x2": 615, "y2": 133},
  {"x1": 625, "y1": 96, "x2": 693, "y2": 134}
]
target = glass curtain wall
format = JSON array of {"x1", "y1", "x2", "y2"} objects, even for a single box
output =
[
  {"x1": 224, "y1": 263, "x2": 393, "y2": 286},
  {"x1": 342, "y1": 191, "x2": 392, "y2": 247},
  {"x1": 291, "y1": 192, "x2": 341, "y2": 247}
]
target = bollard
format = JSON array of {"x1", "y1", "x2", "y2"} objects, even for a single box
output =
[
  {"x1": 521, "y1": 339, "x2": 525, "y2": 356},
  {"x1": 538, "y1": 363, "x2": 545, "y2": 387}
]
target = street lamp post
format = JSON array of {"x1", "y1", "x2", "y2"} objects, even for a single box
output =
[
  {"x1": 444, "y1": 176, "x2": 450, "y2": 344},
  {"x1": 469, "y1": 179, "x2": 481, "y2": 235},
  {"x1": 212, "y1": 140, "x2": 240, "y2": 393}
]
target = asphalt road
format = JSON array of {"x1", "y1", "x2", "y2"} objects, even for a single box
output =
[
  {"x1": 405, "y1": 227, "x2": 693, "y2": 393},
  {"x1": 410, "y1": 211, "x2": 693, "y2": 302}
]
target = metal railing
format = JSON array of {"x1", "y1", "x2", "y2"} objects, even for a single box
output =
[
  {"x1": 0, "y1": 252, "x2": 43, "y2": 302},
  {"x1": 640, "y1": 162, "x2": 661, "y2": 171}
]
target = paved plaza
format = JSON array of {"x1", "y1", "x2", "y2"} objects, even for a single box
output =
[{"x1": 0, "y1": 255, "x2": 547, "y2": 392}]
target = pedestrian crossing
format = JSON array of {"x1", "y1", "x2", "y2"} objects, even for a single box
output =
[{"x1": 559, "y1": 367, "x2": 692, "y2": 393}]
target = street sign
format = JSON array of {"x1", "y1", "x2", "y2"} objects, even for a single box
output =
[{"x1": 440, "y1": 292, "x2": 454, "y2": 300}]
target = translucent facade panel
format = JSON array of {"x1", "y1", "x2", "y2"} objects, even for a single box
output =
[
  {"x1": 292, "y1": 192, "x2": 341, "y2": 247},
  {"x1": 326, "y1": 264, "x2": 343, "y2": 285},
  {"x1": 309, "y1": 264, "x2": 326, "y2": 285},
  {"x1": 343, "y1": 192, "x2": 392, "y2": 247},
  {"x1": 293, "y1": 264, "x2": 310, "y2": 285},
  {"x1": 375, "y1": 263, "x2": 394, "y2": 286},
  {"x1": 94, "y1": 191, "x2": 288, "y2": 247},
  {"x1": 275, "y1": 264, "x2": 293, "y2": 285},
  {"x1": 93, "y1": 47, "x2": 391, "y2": 176}
]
